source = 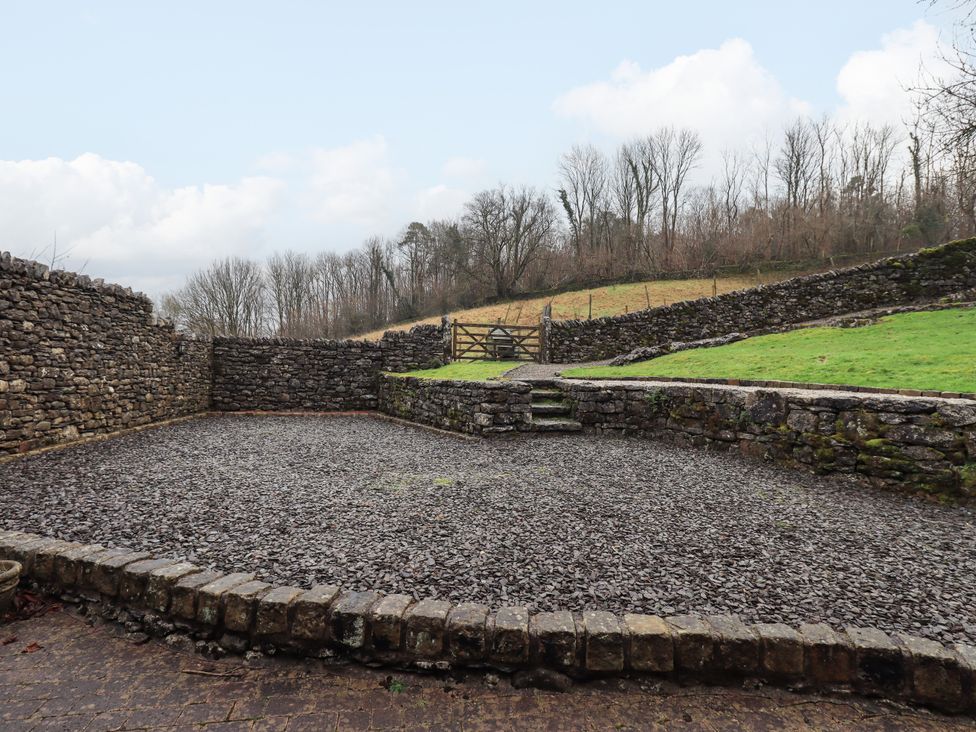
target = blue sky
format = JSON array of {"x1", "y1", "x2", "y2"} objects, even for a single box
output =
[{"x1": 0, "y1": 1, "x2": 954, "y2": 294}]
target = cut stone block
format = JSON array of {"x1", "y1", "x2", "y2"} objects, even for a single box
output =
[
  {"x1": 893, "y1": 633, "x2": 965, "y2": 712},
  {"x1": 489, "y1": 606, "x2": 530, "y2": 665},
  {"x1": 845, "y1": 626, "x2": 905, "y2": 694},
  {"x1": 291, "y1": 584, "x2": 340, "y2": 641},
  {"x1": 753, "y1": 623, "x2": 803, "y2": 678},
  {"x1": 799, "y1": 623, "x2": 855, "y2": 685},
  {"x1": 170, "y1": 570, "x2": 224, "y2": 620},
  {"x1": 369, "y1": 594, "x2": 413, "y2": 653},
  {"x1": 530, "y1": 611, "x2": 577, "y2": 668},
  {"x1": 118, "y1": 558, "x2": 180, "y2": 605},
  {"x1": 447, "y1": 603, "x2": 490, "y2": 662},
  {"x1": 223, "y1": 580, "x2": 271, "y2": 633},
  {"x1": 255, "y1": 586, "x2": 303, "y2": 637},
  {"x1": 196, "y1": 573, "x2": 255, "y2": 627},
  {"x1": 707, "y1": 615, "x2": 759, "y2": 675},
  {"x1": 331, "y1": 591, "x2": 381, "y2": 649},
  {"x1": 404, "y1": 599, "x2": 453, "y2": 658},
  {"x1": 88, "y1": 550, "x2": 151, "y2": 596},
  {"x1": 667, "y1": 615, "x2": 713, "y2": 674},
  {"x1": 582, "y1": 611, "x2": 624, "y2": 672},
  {"x1": 55, "y1": 544, "x2": 106, "y2": 588},
  {"x1": 32, "y1": 541, "x2": 82, "y2": 582},
  {"x1": 622, "y1": 614, "x2": 673, "y2": 673},
  {"x1": 145, "y1": 562, "x2": 201, "y2": 612}
]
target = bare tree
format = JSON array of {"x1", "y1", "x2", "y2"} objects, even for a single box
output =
[
  {"x1": 161, "y1": 257, "x2": 266, "y2": 337},
  {"x1": 650, "y1": 127, "x2": 703, "y2": 268}
]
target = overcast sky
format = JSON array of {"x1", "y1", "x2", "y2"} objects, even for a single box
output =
[{"x1": 0, "y1": 1, "x2": 958, "y2": 296}]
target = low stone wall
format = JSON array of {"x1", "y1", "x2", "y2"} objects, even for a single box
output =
[
  {"x1": 0, "y1": 252, "x2": 212, "y2": 456},
  {"x1": 559, "y1": 379, "x2": 976, "y2": 500},
  {"x1": 548, "y1": 238, "x2": 976, "y2": 362},
  {"x1": 378, "y1": 375, "x2": 532, "y2": 435},
  {"x1": 212, "y1": 325, "x2": 446, "y2": 412},
  {"x1": 3, "y1": 529, "x2": 974, "y2": 714}
]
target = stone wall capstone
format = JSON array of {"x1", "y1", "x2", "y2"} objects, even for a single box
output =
[
  {"x1": 0, "y1": 252, "x2": 212, "y2": 456},
  {"x1": 211, "y1": 325, "x2": 447, "y2": 412},
  {"x1": 378, "y1": 375, "x2": 532, "y2": 435},
  {"x1": 548, "y1": 238, "x2": 976, "y2": 362},
  {"x1": 559, "y1": 379, "x2": 976, "y2": 501}
]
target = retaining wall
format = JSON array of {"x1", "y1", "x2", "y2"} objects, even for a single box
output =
[
  {"x1": 2, "y1": 528, "x2": 974, "y2": 715},
  {"x1": 212, "y1": 326, "x2": 446, "y2": 412},
  {"x1": 547, "y1": 238, "x2": 976, "y2": 362},
  {"x1": 0, "y1": 253, "x2": 212, "y2": 456},
  {"x1": 378, "y1": 375, "x2": 532, "y2": 434},
  {"x1": 560, "y1": 379, "x2": 976, "y2": 500}
]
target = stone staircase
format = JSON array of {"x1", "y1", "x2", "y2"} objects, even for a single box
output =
[{"x1": 527, "y1": 382, "x2": 581, "y2": 433}]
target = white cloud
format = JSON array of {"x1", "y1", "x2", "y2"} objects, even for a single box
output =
[
  {"x1": 306, "y1": 136, "x2": 400, "y2": 224},
  {"x1": 413, "y1": 184, "x2": 469, "y2": 221},
  {"x1": 836, "y1": 20, "x2": 943, "y2": 128},
  {"x1": 554, "y1": 39, "x2": 809, "y2": 157},
  {"x1": 441, "y1": 156, "x2": 485, "y2": 178},
  {"x1": 0, "y1": 154, "x2": 283, "y2": 294}
]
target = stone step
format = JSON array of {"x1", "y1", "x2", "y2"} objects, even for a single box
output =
[
  {"x1": 531, "y1": 417, "x2": 583, "y2": 433},
  {"x1": 530, "y1": 401, "x2": 571, "y2": 416},
  {"x1": 530, "y1": 389, "x2": 563, "y2": 400}
]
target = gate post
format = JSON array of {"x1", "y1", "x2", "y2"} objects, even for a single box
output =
[{"x1": 540, "y1": 304, "x2": 552, "y2": 364}]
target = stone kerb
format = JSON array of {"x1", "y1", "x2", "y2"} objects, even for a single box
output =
[{"x1": 2, "y1": 529, "x2": 974, "y2": 715}]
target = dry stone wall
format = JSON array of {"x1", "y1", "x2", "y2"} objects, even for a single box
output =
[
  {"x1": 379, "y1": 375, "x2": 532, "y2": 435},
  {"x1": 212, "y1": 325, "x2": 447, "y2": 412},
  {"x1": 548, "y1": 238, "x2": 976, "y2": 362},
  {"x1": 0, "y1": 253, "x2": 211, "y2": 456},
  {"x1": 560, "y1": 379, "x2": 976, "y2": 500}
]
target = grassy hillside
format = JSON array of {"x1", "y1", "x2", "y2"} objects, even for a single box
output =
[
  {"x1": 358, "y1": 272, "x2": 789, "y2": 340},
  {"x1": 564, "y1": 308, "x2": 976, "y2": 393}
]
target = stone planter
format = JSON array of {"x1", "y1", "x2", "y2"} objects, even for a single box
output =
[{"x1": 0, "y1": 560, "x2": 21, "y2": 614}]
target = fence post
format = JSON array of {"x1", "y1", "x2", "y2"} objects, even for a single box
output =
[{"x1": 540, "y1": 304, "x2": 552, "y2": 364}]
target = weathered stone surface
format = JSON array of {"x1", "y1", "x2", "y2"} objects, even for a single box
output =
[
  {"x1": 118, "y1": 558, "x2": 180, "y2": 605},
  {"x1": 369, "y1": 594, "x2": 413, "y2": 653},
  {"x1": 404, "y1": 599, "x2": 453, "y2": 658},
  {"x1": 799, "y1": 623, "x2": 855, "y2": 685},
  {"x1": 893, "y1": 633, "x2": 965, "y2": 711},
  {"x1": 195, "y1": 573, "x2": 256, "y2": 627},
  {"x1": 170, "y1": 570, "x2": 224, "y2": 620},
  {"x1": 331, "y1": 591, "x2": 381, "y2": 649},
  {"x1": 31, "y1": 541, "x2": 82, "y2": 581},
  {"x1": 55, "y1": 544, "x2": 106, "y2": 588},
  {"x1": 582, "y1": 611, "x2": 624, "y2": 672},
  {"x1": 489, "y1": 606, "x2": 530, "y2": 665},
  {"x1": 846, "y1": 626, "x2": 905, "y2": 693},
  {"x1": 223, "y1": 580, "x2": 271, "y2": 633},
  {"x1": 667, "y1": 615, "x2": 713, "y2": 673},
  {"x1": 255, "y1": 586, "x2": 303, "y2": 637},
  {"x1": 145, "y1": 562, "x2": 201, "y2": 612},
  {"x1": 89, "y1": 550, "x2": 152, "y2": 596},
  {"x1": 623, "y1": 614, "x2": 673, "y2": 673},
  {"x1": 707, "y1": 616, "x2": 759, "y2": 675},
  {"x1": 530, "y1": 611, "x2": 577, "y2": 668},
  {"x1": 291, "y1": 585, "x2": 340, "y2": 642},
  {"x1": 753, "y1": 623, "x2": 804, "y2": 678},
  {"x1": 447, "y1": 603, "x2": 490, "y2": 662}
]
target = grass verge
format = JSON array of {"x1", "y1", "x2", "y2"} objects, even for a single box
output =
[
  {"x1": 563, "y1": 308, "x2": 976, "y2": 393},
  {"x1": 392, "y1": 360, "x2": 520, "y2": 381}
]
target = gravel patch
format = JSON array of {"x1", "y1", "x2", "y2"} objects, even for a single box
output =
[{"x1": 2, "y1": 414, "x2": 974, "y2": 645}]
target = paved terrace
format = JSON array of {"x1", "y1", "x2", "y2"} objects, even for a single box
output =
[{"x1": 1, "y1": 414, "x2": 974, "y2": 646}]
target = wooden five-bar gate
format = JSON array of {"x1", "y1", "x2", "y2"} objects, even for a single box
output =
[{"x1": 451, "y1": 321, "x2": 542, "y2": 362}]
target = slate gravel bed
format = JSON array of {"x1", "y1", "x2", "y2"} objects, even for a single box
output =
[{"x1": 2, "y1": 414, "x2": 974, "y2": 645}]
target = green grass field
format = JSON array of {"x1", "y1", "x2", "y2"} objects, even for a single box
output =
[
  {"x1": 564, "y1": 308, "x2": 976, "y2": 393},
  {"x1": 394, "y1": 360, "x2": 520, "y2": 381}
]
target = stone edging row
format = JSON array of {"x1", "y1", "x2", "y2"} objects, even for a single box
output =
[
  {"x1": 557, "y1": 374, "x2": 976, "y2": 402},
  {"x1": 2, "y1": 530, "x2": 975, "y2": 715}
]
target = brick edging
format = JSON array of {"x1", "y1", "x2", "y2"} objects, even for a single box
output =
[
  {"x1": 2, "y1": 530, "x2": 974, "y2": 715},
  {"x1": 558, "y1": 374, "x2": 976, "y2": 401}
]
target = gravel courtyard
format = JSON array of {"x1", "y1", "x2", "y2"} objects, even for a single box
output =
[{"x1": 2, "y1": 414, "x2": 974, "y2": 645}]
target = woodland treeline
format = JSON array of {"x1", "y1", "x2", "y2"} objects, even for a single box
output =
[{"x1": 162, "y1": 9, "x2": 975, "y2": 339}]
